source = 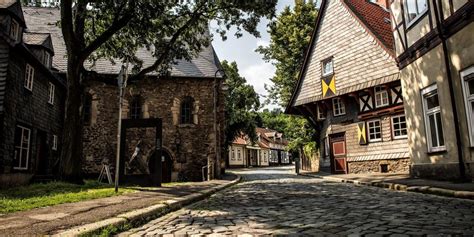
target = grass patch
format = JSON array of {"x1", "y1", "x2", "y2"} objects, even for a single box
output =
[{"x1": 0, "y1": 180, "x2": 134, "y2": 214}]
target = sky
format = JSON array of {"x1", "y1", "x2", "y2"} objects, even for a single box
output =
[{"x1": 211, "y1": 0, "x2": 296, "y2": 110}]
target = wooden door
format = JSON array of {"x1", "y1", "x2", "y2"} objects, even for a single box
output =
[{"x1": 330, "y1": 133, "x2": 347, "y2": 174}]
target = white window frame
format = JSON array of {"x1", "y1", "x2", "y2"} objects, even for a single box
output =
[
  {"x1": 332, "y1": 97, "x2": 346, "y2": 116},
  {"x1": 43, "y1": 51, "x2": 51, "y2": 68},
  {"x1": 392, "y1": 114, "x2": 408, "y2": 139},
  {"x1": 237, "y1": 149, "x2": 241, "y2": 161},
  {"x1": 367, "y1": 119, "x2": 382, "y2": 142},
  {"x1": 322, "y1": 58, "x2": 334, "y2": 77},
  {"x1": 422, "y1": 84, "x2": 446, "y2": 152},
  {"x1": 48, "y1": 82, "x2": 55, "y2": 105},
  {"x1": 24, "y1": 64, "x2": 34, "y2": 91},
  {"x1": 14, "y1": 126, "x2": 31, "y2": 170},
  {"x1": 404, "y1": 0, "x2": 429, "y2": 28},
  {"x1": 317, "y1": 105, "x2": 325, "y2": 120},
  {"x1": 231, "y1": 148, "x2": 235, "y2": 161},
  {"x1": 375, "y1": 86, "x2": 389, "y2": 108},
  {"x1": 52, "y1": 135, "x2": 58, "y2": 151},
  {"x1": 9, "y1": 19, "x2": 19, "y2": 41},
  {"x1": 461, "y1": 66, "x2": 474, "y2": 147}
]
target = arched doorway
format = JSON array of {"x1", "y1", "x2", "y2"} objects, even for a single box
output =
[{"x1": 148, "y1": 149, "x2": 173, "y2": 183}]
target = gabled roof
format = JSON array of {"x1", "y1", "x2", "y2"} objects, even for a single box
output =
[
  {"x1": 343, "y1": 0, "x2": 394, "y2": 53},
  {"x1": 22, "y1": 7, "x2": 223, "y2": 78},
  {"x1": 0, "y1": 0, "x2": 25, "y2": 26},
  {"x1": 285, "y1": 0, "x2": 396, "y2": 114},
  {"x1": 23, "y1": 32, "x2": 54, "y2": 53}
]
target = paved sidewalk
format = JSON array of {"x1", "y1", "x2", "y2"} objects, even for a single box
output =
[
  {"x1": 0, "y1": 175, "x2": 236, "y2": 236},
  {"x1": 301, "y1": 170, "x2": 474, "y2": 199}
]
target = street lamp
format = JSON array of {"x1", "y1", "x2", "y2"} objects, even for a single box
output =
[{"x1": 114, "y1": 62, "x2": 129, "y2": 193}]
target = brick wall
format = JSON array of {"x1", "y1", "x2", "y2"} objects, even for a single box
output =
[{"x1": 83, "y1": 76, "x2": 225, "y2": 182}]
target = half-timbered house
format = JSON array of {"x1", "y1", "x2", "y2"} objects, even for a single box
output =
[
  {"x1": 286, "y1": 0, "x2": 410, "y2": 174},
  {"x1": 390, "y1": 0, "x2": 474, "y2": 180}
]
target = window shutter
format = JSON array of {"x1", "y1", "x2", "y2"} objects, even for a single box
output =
[
  {"x1": 359, "y1": 94, "x2": 373, "y2": 112},
  {"x1": 358, "y1": 122, "x2": 368, "y2": 145}
]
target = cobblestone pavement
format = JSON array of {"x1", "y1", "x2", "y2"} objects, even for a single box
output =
[{"x1": 124, "y1": 166, "x2": 474, "y2": 236}]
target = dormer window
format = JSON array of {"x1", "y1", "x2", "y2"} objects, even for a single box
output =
[
  {"x1": 404, "y1": 0, "x2": 428, "y2": 27},
  {"x1": 322, "y1": 58, "x2": 334, "y2": 77},
  {"x1": 43, "y1": 51, "x2": 51, "y2": 68},
  {"x1": 10, "y1": 19, "x2": 20, "y2": 41}
]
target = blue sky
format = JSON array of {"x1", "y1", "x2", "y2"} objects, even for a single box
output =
[{"x1": 211, "y1": 0, "x2": 295, "y2": 110}]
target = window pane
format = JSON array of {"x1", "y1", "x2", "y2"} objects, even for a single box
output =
[
  {"x1": 21, "y1": 148, "x2": 28, "y2": 168},
  {"x1": 425, "y1": 93, "x2": 439, "y2": 110},
  {"x1": 468, "y1": 80, "x2": 474, "y2": 95},
  {"x1": 436, "y1": 112, "x2": 444, "y2": 147},
  {"x1": 406, "y1": 0, "x2": 427, "y2": 22},
  {"x1": 429, "y1": 114, "x2": 438, "y2": 147}
]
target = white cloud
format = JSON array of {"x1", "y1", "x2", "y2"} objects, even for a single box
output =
[
  {"x1": 256, "y1": 39, "x2": 270, "y2": 48},
  {"x1": 241, "y1": 62, "x2": 281, "y2": 110}
]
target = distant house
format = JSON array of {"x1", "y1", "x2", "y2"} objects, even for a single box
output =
[
  {"x1": 227, "y1": 127, "x2": 288, "y2": 168},
  {"x1": 286, "y1": 0, "x2": 410, "y2": 174},
  {"x1": 390, "y1": 0, "x2": 474, "y2": 180},
  {"x1": 23, "y1": 6, "x2": 226, "y2": 183},
  {"x1": 0, "y1": 1, "x2": 66, "y2": 187}
]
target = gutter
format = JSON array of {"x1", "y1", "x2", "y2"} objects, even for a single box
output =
[{"x1": 432, "y1": 0, "x2": 467, "y2": 181}]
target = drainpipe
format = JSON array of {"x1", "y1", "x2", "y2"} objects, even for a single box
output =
[
  {"x1": 213, "y1": 69, "x2": 225, "y2": 180},
  {"x1": 432, "y1": 0, "x2": 467, "y2": 181}
]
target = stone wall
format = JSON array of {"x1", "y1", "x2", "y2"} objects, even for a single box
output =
[
  {"x1": 83, "y1": 76, "x2": 225, "y2": 182},
  {"x1": 348, "y1": 158, "x2": 410, "y2": 174}
]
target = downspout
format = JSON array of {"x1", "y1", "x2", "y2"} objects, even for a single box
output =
[{"x1": 432, "y1": 0, "x2": 467, "y2": 181}]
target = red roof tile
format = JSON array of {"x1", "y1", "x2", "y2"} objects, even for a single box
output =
[{"x1": 343, "y1": 0, "x2": 394, "y2": 53}]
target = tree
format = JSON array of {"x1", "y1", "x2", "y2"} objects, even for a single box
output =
[
  {"x1": 53, "y1": 1, "x2": 277, "y2": 182},
  {"x1": 222, "y1": 61, "x2": 260, "y2": 147},
  {"x1": 256, "y1": 0, "x2": 318, "y2": 107}
]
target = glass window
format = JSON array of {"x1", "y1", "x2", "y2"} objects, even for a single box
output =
[
  {"x1": 367, "y1": 119, "x2": 382, "y2": 142},
  {"x1": 180, "y1": 96, "x2": 194, "y2": 124},
  {"x1": 130, "y1": 96, "x2": 142, "y2": 119},
  {"x1": 24, "y1": 64, "x2": 34, "y2": 91},
  {"x1": 52, "y1": 135, "x2": 58, "y2": 151},
  {"x1": 404, "y1": 0, "x2": 428, "y2": 25},
  {"x1": 237, "y1": 149, "x2": 241, "y2": 161},
  {"x1": 14, "y1": 126, "x2": 31, "y2": 170},
  {"x1": 231, "y1": 149, "x2": 235, "y2": 161},
  {"x1": 422, "y1": 84, "x2": 445, "y2": 152},
  {"x1": 10, "y1": 19, "x2": 19, "y2": 40},
  {"x1": 375, "y1": 86, "x2": 389, "y2": 108},
  {"x1": 317, "y1": 105, "x2": 325, "y2": 120},
  {"x1": 392, "y1": 115, "x2": 408, "y2": 139},
  {"x1": 48, "y1": 82, "x2": 55, "y2": 105},
  {"x1": 44, "y1": 51, "x2": 51, "y2": 68},
  {"x1": 332, "y1": 97, "x2": 345, "y2": 116},
  {"x1": 322, "y1": 58, "x2": 333, "y2": 77},
  {"x1": 461, "y1": 67, "x2": 474, "y2": 146}
]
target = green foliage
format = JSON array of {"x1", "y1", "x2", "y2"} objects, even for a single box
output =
[
  {"x1": 0, "y1": 180, "x2": 133, "y2": 214},
  {"x1": 259, "y1": 109, "x2": 316, "y2": 153},
  {"x1": 222, "y1": 60, "x2": 261, "y2": 146},
  {"x1": 256, "y1": 0, "x2": 318, "y2": 107}
]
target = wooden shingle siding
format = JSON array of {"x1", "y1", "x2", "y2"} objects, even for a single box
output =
[
  {"x1": 295, "y1": 0, "x2": 399, "y2": 105},
  {"x1": 0, "y1": 41, "x2": 9, "y2": 113}
]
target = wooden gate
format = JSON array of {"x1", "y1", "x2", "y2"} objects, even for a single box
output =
[{"x1": 330, "y1": 133, "x2": 347, "y2": 174}]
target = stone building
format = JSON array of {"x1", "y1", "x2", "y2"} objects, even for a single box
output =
[
  {"x1": 23, "y1": 7, "x2": 226, "y2": 182},
  {"x1": 0, "y1": 1, "x2": 66, "y2": 187},
  {"x1": 390, "y1": 0, "x2": 474, "y2": 180},
  {"x1": 286, "y1": 0, "x2": 410, "y2": 174}
]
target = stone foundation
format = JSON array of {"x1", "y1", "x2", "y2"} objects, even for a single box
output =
[
  {"x1": 348, "y1": 158, "x2": 410, "y2": 174},
  {"x1": 410, "y1": 163, "x2": 462, "y2": 181}
]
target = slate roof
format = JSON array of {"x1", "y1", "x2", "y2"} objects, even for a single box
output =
[
  {"x1": 0, "y1": 0, "x2": 26, "y2": 26},
  {"x1": 22, "y1": 7, "x2": 223, "y2": 78},
  {"x1": 23, "y1": 32, "x2": 54, "y2": 53}
]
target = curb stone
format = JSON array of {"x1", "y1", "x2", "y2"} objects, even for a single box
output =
[
  {"x1": 53, "y1": 175, "x2": 242, "y2": 237},
  {"x1": 300, "y1": 173, "x2": 474, "y2": 200}
]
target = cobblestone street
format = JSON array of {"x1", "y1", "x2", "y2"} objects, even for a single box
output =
[{"x1": 124, "y1": 166, "x2": 474, "y2": 236}]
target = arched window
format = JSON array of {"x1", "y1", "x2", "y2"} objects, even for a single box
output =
[
  {"x1": 180, "y1": 96, "x2": 194, "y2": 124},
  {"x1": 83, "y1": 93, "x2": 92, "y2": 125},
  {"x1": 130, "y1": 96, "x2": 142, "y2": 119}
]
